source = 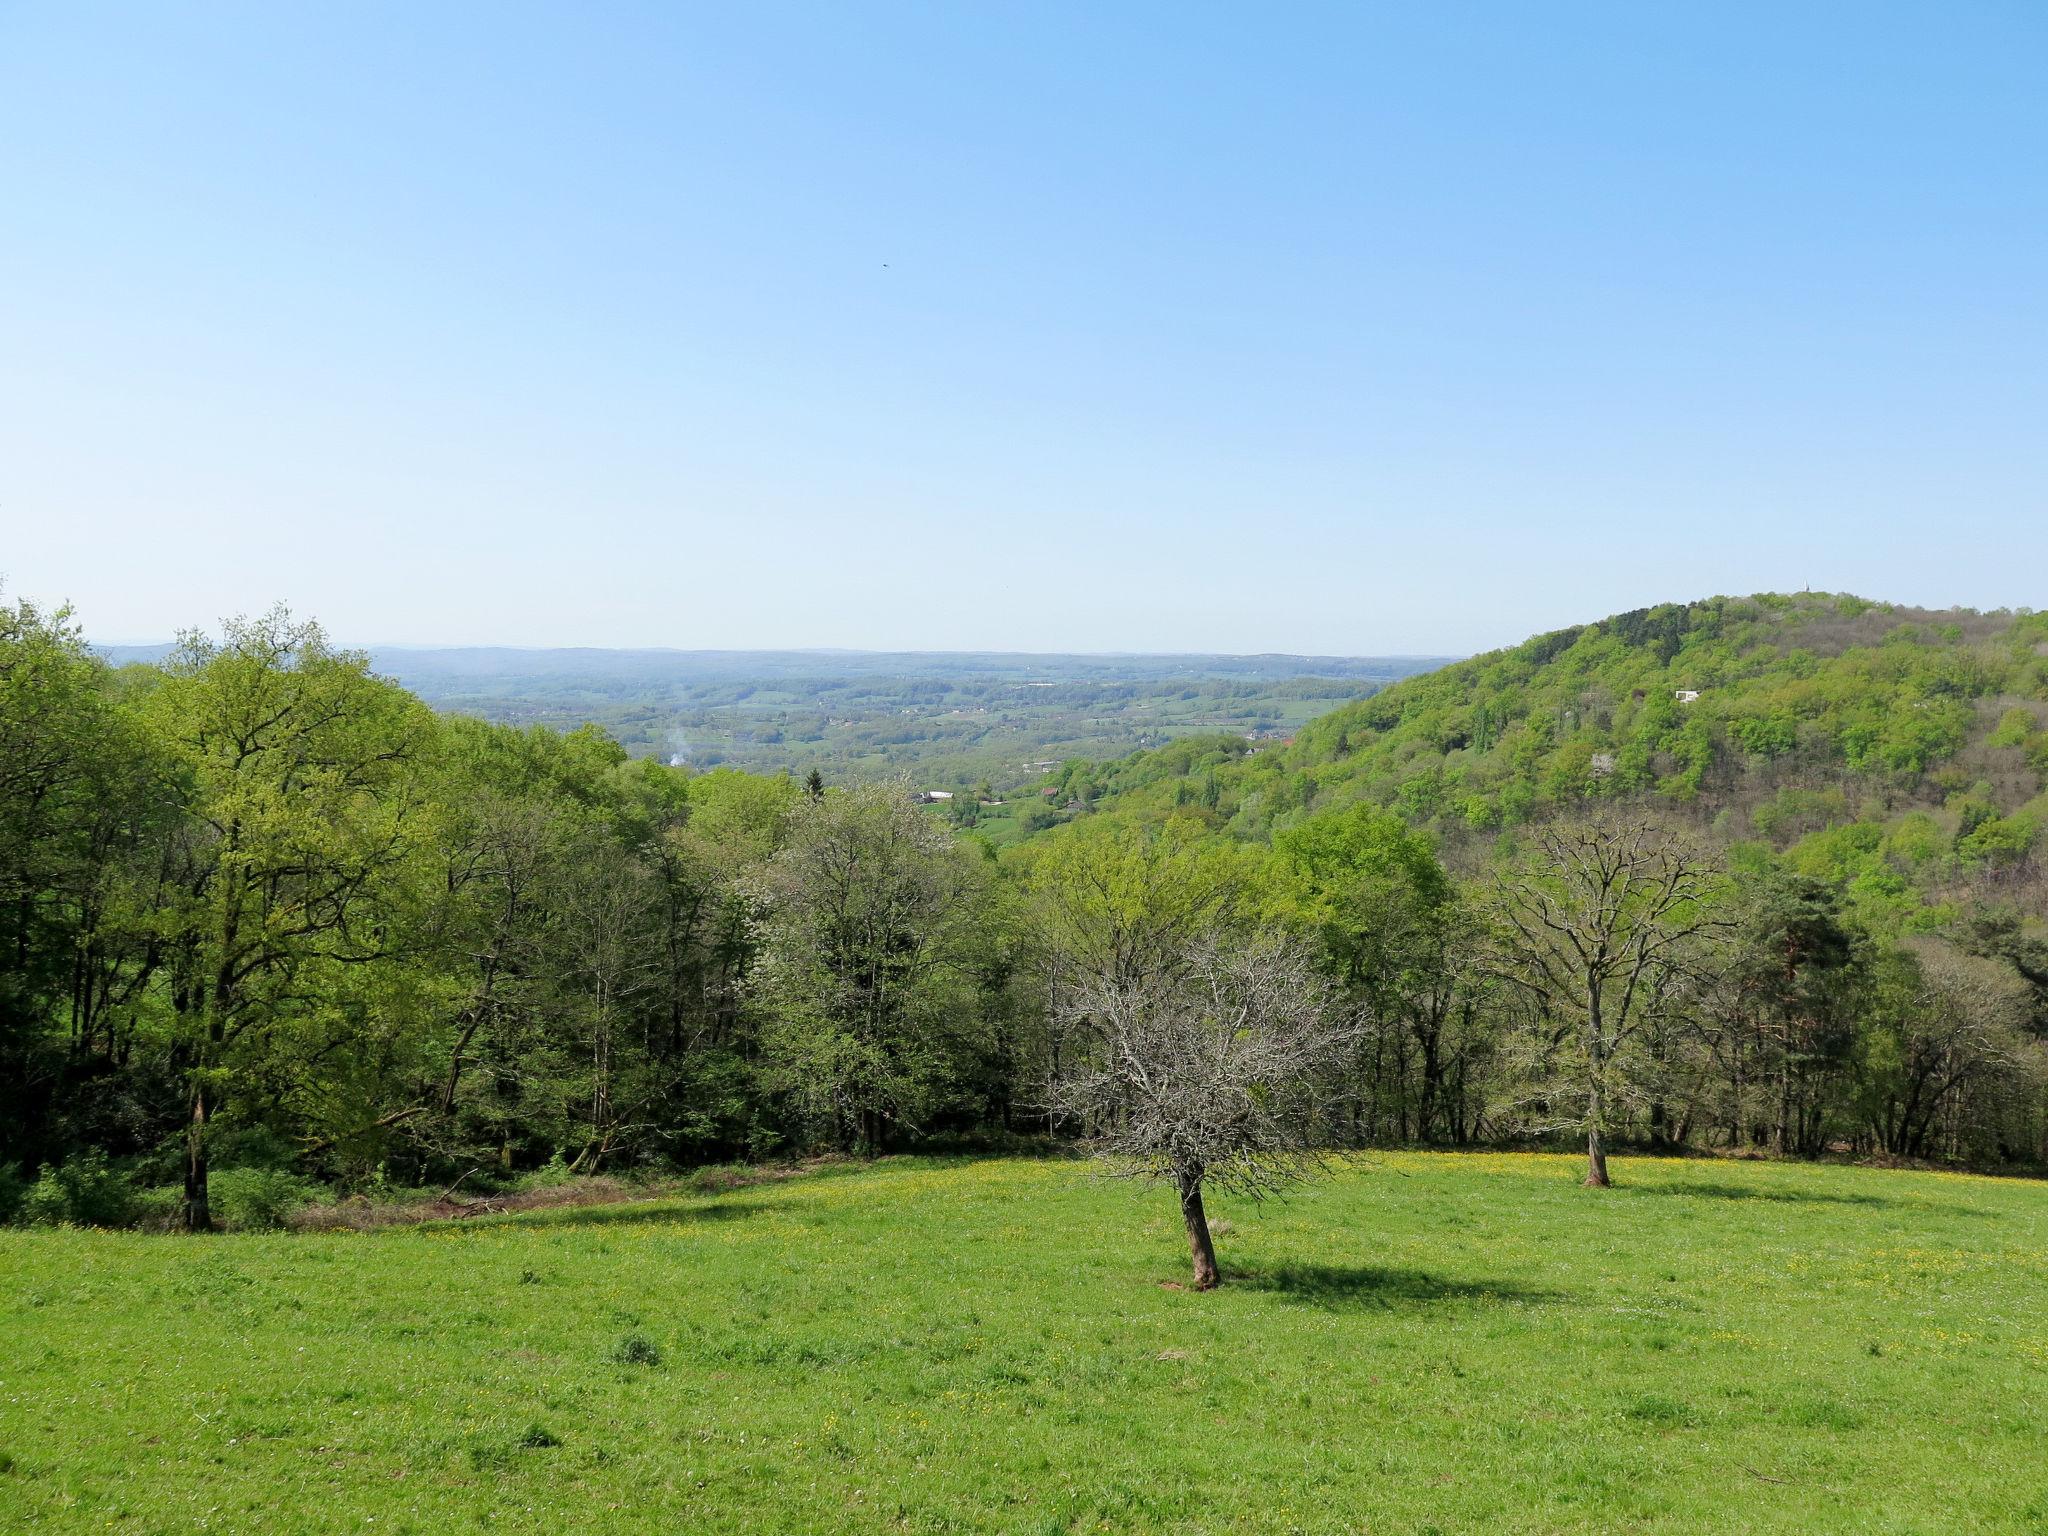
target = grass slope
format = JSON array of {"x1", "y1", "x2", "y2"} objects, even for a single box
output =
[{"x1": 4, "y1": 1154, "x2": 2046, "y2": 1534}]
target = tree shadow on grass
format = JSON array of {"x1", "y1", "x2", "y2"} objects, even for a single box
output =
[
  {"x1": 1623, "y1": 1181, "x2": 1900, "y2": 1210},
  {"x1": 446, "y1": 1199, "x2": 767, "y2": 1234},
  {"x1": 1625, "y1": 1180, "x2": 1993, "y2": 1218},
  {"x1": 1231, "y1": 1262, "x2": 1562, "y2": 1310}
]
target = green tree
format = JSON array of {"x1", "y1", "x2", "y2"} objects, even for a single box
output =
[
  {"x1": 757, "y1": 780, "x2": 990, "y2": 1152},
  {"x1": 1275, "y1": 805, "x2": 1489, "y2": 1142},
  {"x1": 0, "y1": 595, "x2": 167, "y2": 1168},
  {"x1": 147, "y1": 611, "x2": 434, "y2": 1230},
  {"x1": 1711, "y1": 869, "x2": 1858, "y2": 1153}
]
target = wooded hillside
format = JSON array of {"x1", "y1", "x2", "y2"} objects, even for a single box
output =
[{"x1": 1034, "y1": 594, "x2": 2048, "y2": 901}]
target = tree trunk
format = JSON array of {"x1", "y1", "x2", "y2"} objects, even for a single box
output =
[
  {"x1": 1417, "y1": 1014, "x2": 1445, "y2": 1143},
  {"x1": 1176, "y1": 1169, "x2": 1221, "y2": 1290},
  {"x1": 1584, "y1": 1121, "x2": 1611, "y2": 1189},
  {"x1": 1581, "y1": 1097, "x2": 1613, "y2": 1196},
  {"x1": 1585, "y1": 1037, "x2": 1613, "y2": 1186},
  {"x1": 182, "y1": 1086, "x2": 214, "y2": 1232}
]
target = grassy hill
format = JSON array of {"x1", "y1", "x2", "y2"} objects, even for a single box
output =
[
  {"x1": 1012, "y1": 593, "x2": 2048, "y2": 907},
  {"x1": 4, "y1": 1154, "x2": 2045, "y2": 1534}
]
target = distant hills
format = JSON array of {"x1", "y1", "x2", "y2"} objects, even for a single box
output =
[
  {"x1": 94, "y1": 642, "x2": 1458, "y2": 789},
  {"x1": 94, "y1": 644, "x2": 1452, "y2": 684}
]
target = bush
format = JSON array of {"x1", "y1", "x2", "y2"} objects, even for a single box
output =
[
  {"x1": 20, "y1": 1151, "x2": 135, "y2": 1228},
  {"x1": 518, "y1": 1151, "x2": 573, "y2": 1192},
  {"x1": 610, "y1": 1332, "x2": 663, "y2": 1367},
  {"x1": 209, "y1": 1167, "x2": 315, "y2": 1231}
]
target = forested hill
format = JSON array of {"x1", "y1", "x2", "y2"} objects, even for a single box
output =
[{"x1": 1031, "y1": 592, "x2": 2048, "y2": 874}]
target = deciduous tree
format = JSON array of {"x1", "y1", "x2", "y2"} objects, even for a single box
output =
[
  {"x1": 1489, "y1": 815, "x2": 1728, "y2": 1187},
  {"x1": 756, "y1": 779, "x2": 989, "y2": 1152},
  {"x1": 1050, "y1": 931, "x2": 1350, "y2": 1289},
  {"x1": 147, "y1": 611, "x2": 433, "y2": 1229}
]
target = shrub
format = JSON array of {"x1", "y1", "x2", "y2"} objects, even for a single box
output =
[
  {"x1": 19, "y1": 1151, "x2": 134, "y2": 1228},
  {"x1": 519, "y1": 1151, "x2": 573, "y2": 1191},
  {"x1": 210, "y1": 1167, "x2": 315, "y2": 1231},
  {"x1": 610, "y1": 1332, "x2": 663, "y2": 1367}
]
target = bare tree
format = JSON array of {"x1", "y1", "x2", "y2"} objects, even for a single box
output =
[
  {"x1": 1488, "y1": 815, "x2": 1728, "y2": 1187},
  {"x1": 1021, "y1": 820, "x2": 1260, "y2": 1138},
  {"x1": 1050, "y1": 932, "x2": 1352, "y2": 1289}
]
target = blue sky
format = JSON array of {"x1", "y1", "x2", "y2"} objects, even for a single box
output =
[{"x1": 2, "y1": 2, "x2": 2043, "y2": 653}]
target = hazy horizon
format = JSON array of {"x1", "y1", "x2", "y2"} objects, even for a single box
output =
[
  {"x1": 73, "y1": 584, "x2": 2026, "y2": 661},
  {"x1": 90, "y1": 638, "x2": 1461, "y2": 664}
]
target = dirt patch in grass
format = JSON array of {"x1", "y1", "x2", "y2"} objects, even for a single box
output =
[
  {"x1": 291, "y1": 1176, "x2": 647, "y2": 1232},
  {"x1": 290, "y1": 1158, "x2": 841, "y2": 1233}
]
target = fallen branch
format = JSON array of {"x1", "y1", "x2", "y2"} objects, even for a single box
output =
[{"x1": 438, "y1": 1166, "x2": 487, "y2": 1203}]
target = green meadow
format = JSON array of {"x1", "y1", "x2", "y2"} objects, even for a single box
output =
[{"x1": 3, "y1": 1154, "x2": 2045, "y2": 1535}]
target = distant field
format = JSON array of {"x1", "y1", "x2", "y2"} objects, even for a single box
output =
[
  {"x1": 4, "y1": 1154, "x2": 2045, "y2": 1534},
  {"x1": 369, "y1": 649, "x2": 1455, "y2": 790}
]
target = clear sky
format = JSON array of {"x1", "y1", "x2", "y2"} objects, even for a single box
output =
[{"x1": 2, "y1": 2, "x2": 2043, "y2": 654}]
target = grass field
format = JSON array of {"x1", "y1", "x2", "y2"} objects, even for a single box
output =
[{"x1": 4, "y1": 1153, "x2": 2046, "y2": 1534}]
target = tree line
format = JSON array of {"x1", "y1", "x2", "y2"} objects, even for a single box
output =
[{"x1": 3, "y1": 597, "x2": 2045, "y2": 1242}]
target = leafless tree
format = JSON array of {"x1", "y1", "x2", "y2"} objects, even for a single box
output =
[
  {"x1": 1049, "y1": 931, "x2": 1353, "y2": 1289},
  {"x1": 1488, "y1": 814, "x2": 1729, "y2": 1187}
]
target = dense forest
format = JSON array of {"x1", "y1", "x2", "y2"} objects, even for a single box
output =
[{"x1": 5, "y1": 590, "x2": 2046, "y2": 1231}]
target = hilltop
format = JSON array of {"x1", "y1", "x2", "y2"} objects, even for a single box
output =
[{"x1": 1005, "y1": 593, "x2": 2047, "y2": 906}]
